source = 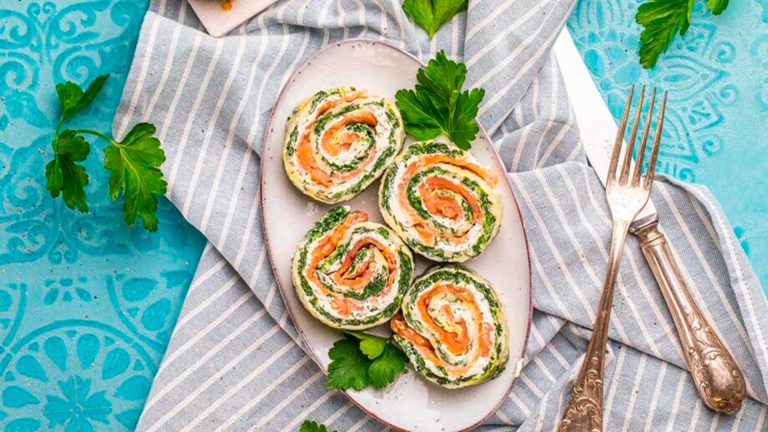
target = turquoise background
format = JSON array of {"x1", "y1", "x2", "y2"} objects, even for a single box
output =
[
  {"x1": 0, "y1": 0, "x2": 765, "y2": 430},
  {"x1": 0, "y1": 1, "x2": 205, "y2": 431},
  {"x1": 568, "y1": 0, "x2": 768, "y2": 287}
]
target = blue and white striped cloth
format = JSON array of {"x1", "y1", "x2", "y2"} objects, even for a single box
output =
[{"x1": 113, "y1": 0, "x2": 768, "y2": 430}]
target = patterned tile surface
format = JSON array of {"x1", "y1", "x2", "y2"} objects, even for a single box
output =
[
  {"x1": 568, "y1": 0, "x2": 768, "y2": 290},
  {"x1": 0, "y1": 1, "x2": 205, "y2": 430},
  {"x1": 0, "y1": 0, "x2": 766, "y2": 431}
]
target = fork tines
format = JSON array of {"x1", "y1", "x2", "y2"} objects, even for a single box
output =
[{"x1": 608, "y1": 85, "x2": 668, "y2": 189}]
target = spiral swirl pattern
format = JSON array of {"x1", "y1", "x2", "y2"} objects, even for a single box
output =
[
  {"x1": 391, "y1": 266, "x2": 509, "y2": 388},
  {"x1": 379, "y1": 141, "x2": 502, "y2": 262},
  {"x1": 283, "y1": 87, "x2": 405, "y2": 204},
  {"x1": 292, "y1": 206, "x2": 414, "y2": 330}
]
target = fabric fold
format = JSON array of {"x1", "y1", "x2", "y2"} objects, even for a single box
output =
[{"x1": 113, "y1": 0, "x2": 768, "y2": 430}]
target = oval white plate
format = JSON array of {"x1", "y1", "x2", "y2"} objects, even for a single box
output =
[{"x1": 261, "y1": 39, "x2": 532, "y2": 432}]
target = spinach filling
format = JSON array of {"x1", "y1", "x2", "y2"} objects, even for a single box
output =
[
  {"x1": 317, "y1": 123, "x2": 376, "y2": 173},
  {"x1": 325, "y1": 145, "x2": 396, "y2": 201},
  {"x1": 393, "y1": 267, "x2": 506, "y2": 386},
  {"x1": 379, "y1": 140, "x2": 498, "y2": 260},
  {"x1": 295, "y1": 208, "x2": 412, "y2": 327}
]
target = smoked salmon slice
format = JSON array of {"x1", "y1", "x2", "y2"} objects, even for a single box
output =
[
  {"x1": 283, "y1": 86, "x2": 405, "y2": 204},
  {"x1": 291, "y1": 206, "x2": 414, "y2": 330}
]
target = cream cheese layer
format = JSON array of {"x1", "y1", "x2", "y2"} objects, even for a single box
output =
[
  {"x1": 292, "y1": 206, "x2": 414, "y2": 330},
  {"x1": 379, "y1": 141, "x2": 502, "y2": 262},
  {"x1": 283, "y1": 87, "x2": 405, "y2": 204},
  {"x1": 391, "y1": 266, "x2": 509, "y2": 389}
]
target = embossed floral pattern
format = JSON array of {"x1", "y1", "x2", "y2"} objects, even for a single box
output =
[
  {"x1": 568, "y1": 0, "x2": 768, "y2": 290},
  {"x1": 568, "y1": 1, "x2": 737, "y2": 182},
  {"x1": 107, "y1": 270, "x2": 196, "y2": 350},
  {"x1": 1, "y1": 324, "x2": 156, "y2": 431},
  {"x1": 44, "y1": 277, "x2": 91, "y2": 305},
  {"x1": 0, "y1": 0, "x2": 186, "y2": 265},
  {"x1": 0, "y1": 0, "x2": 205, "y2": 430},
  {"x1": 43, "y1": 376, "x2": 112, "y2": 431}
]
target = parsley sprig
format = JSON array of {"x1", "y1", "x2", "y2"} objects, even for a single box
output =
[
  {"x1": 299, "y1": 420, "x2": 336, "y2": 432},
  {"x1": 326, "y1": 331, "x2": 407, "y2": 391},
  {"x1": 637, "y1": 0, "x2": 729, "y2": 68},
  {"x1": 396, "y1": 51, "x2": 485, "y2": 150},
  {"x1": 45, "y1": 74, "x2": 167, "y2": 231},
  {"x1": 402, "y1": 0, "x2": 468, "y2": 39},
  {"x1": 46, "y1": 130, "x2": 91, "y2": 213}
]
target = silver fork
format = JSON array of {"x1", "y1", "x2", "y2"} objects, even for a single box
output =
[{"x1": 558, "y1": 86, "x2": 666, "y2": 432}]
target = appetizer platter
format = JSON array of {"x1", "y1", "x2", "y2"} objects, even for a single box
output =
[{"x1": 261, "y1": 40, "x2": 532, "y2": 432}]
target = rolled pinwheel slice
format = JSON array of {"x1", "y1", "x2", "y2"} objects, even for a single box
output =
[
  {"x1": 283, "y1": 87, "x2": 405, "y2": 204},
  {"x1": 379, "y1": 141, "x2": 502, "y2": 262},
  {"x1": 391, "y1": 266, "x2": 509, "y2": 389},
  {"x1": 291, "y1": 206, "x2": 414, "y2": 330}
]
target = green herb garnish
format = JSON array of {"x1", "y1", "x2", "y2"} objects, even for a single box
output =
[
  {"x1": 326, "y1": 331, "x2": 407, "y2": 391},
  {"x1": 402, "y1": 0, "x2": 468, "y2": 39},
  {"x1": 44, "y1": 74, "x2": 167, "y2": 231},
  {"x1": 395, "y1": 51, "x2": 485, "y2": 150},
  {"x1": 56, "y1": 75, "x2": 109, "y2": 122},
  {"x1": 706, "y1": 0, "x2": 729, "y2": 15},
  {"x1": 636, "y1": 0, "x2": 729, "y2": 68},
  {"x1": 299, "y1": 420, "x2": 336, "y2": 432},
  {"x1": 46, "y1": 130, "x2": 91, "y2": 213}
]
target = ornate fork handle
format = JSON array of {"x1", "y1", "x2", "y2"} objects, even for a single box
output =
[
  {"x1": 558, "y1": 221, "x2": 630, "y2": 432},
  {"x1": 634, "y1": 220, "x2": 746, "y2": 414},
  {"x1": 560, "y1": 86, "x2": 669, "y2": 430}
]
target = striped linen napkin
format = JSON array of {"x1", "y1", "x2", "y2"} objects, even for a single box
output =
[{"x1": 114, "y1": 0, "x2": 768, "y2": 430}]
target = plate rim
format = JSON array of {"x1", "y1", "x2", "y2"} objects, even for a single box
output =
[{"x1": 259, "y1": 38, "x2": 533, "y2": 432}]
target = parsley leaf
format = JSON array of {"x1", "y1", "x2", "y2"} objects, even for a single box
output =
[
  {"x1": 56, "y1": 74, "x2": 109, "y2": 121},
  {"x1": 415, "y1": 50, "x2": 468, "y2": 103},
  {"x1": 368, "y1": 344, "x2": 407, "y2": 389},
  {"x1": 706, "y1": 0, "x2": 729, "y2": 15},
  {"x1": 327, "y1": 337, "x2": 372, "y2": 391},
  {"x1": 103, "y1": 123, "x2": 167, "y2": 232},
  {"x1": 299, "y1": 420, "x2": 335, "y2": 432},
  {"x1": 46, "y1": 73, "x2": 167, "y2": 232},
  {"x1": 448, "y1": 88, "x2": 485, "y2": 148},
  {"x1": 636, "y1": 0, "x2": 730, "y2": 68},
  {"x1": 396, "y1": 51, "x2": 485, "y2": 150},
  {"x1": 326, "y1": 333, "x2": 408, "y2": 391},
  {"x1": 636, "y1": 0, "x2": 693, "y2": 69},
  {"x1": 402, "y1": 0, "x2": 468, "y2": 39},
  {"x1": 45, "y1": 130, "x2": 90, "y2": 212},
  {"x1": 393, "y1": 90, "x2": 444, "y2": 139},
  {"x1": 345, "y1": 331, "x2": 387, "y2": 359}
]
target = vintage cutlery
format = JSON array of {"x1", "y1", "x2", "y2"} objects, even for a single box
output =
[
  {"x1": 559, "y1": 86, "x2": 667, "y2": 432},
  {"x1": 558, "y1": 85, "x2": 665, "y2": 432},
  {"x1": 553, "y1": 32, "x2": 746, "y2": 418}
]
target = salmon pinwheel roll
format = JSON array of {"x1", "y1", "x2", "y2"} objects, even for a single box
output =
[
  {"x1": 391, "y1": 266, "x2": 509, "y2": 389},
  {"x1": 283, "y1": 87, "x2": 405, "y2": 204},
  {"x1": 378, "y1": 141, "x2": 502, "y2": 262},
  {"x1": 291, "y1": 206, "x2": 414, "y2": 330}
]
